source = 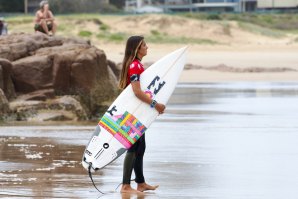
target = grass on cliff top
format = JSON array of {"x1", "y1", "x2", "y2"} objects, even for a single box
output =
[
  {"x1": 181, "y1": 12, "x2": 298, "y2": 32},
  {"x1": 147, "y1": 30, "x2": 218, "y2": 44},
  {"x1": 181, "y1": 13, "x2": 298, "y2": 30},
  {"x1": 96, "y1": 30, "x2": 219, "y2": 44},
  {"x1": 238, "y1": 22, "x2": 286, "y2": 38},
  {"x1": 4, "y1": 15, "x2": 34, "y2": 24}
]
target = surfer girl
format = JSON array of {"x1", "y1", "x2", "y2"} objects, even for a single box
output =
[{"x1": 119, "y1": 36, "x2": 166, "y2": 193}]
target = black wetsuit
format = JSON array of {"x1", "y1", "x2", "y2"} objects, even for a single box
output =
[
  {"x1": 122, "y1": 135, "x2": 146, "y2": 184},
  {"x1": 122, "y1": 58, "x2": 146, "y2": 184}
]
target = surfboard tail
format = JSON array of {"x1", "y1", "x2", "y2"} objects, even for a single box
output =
[{"x1": 82, "y1": 135, "x2": 127, "y2": 171}]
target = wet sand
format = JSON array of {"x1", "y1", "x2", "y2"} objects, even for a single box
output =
[{"x1": 1, "y1": 83, "x2": 298, "y2": 199}]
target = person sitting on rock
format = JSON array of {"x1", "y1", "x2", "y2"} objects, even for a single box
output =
[{"x1": 34, "y1": 0, "x2": 57, "y2": 36}]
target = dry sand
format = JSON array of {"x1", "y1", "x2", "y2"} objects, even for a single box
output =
[{"x1": 101, "y1": 43, "x2": 298, "y2": 82}]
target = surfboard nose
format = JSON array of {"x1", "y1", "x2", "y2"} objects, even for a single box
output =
[{"x1": 175, "y1": 46, "x2": 189, "y2": 55}]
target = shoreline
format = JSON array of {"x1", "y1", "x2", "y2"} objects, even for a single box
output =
[{"x1": 179, "y1": 69, "x2": 298, "y2": 82}]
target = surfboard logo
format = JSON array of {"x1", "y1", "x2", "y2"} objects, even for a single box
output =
[
  {"x1": 143, "y1": 75, "x2": 166, "y2": 99},
  {"x1": 147, "y1": 75, "x2": 166, "y2": 95},
  {"x1": 99, "y1": 111, "x2": 147, "y2": 149},
  {"x1": 85, "y1": 150, "x2": 92, "y2": 156},
  {"x1": 107, "y1": 105, "x2": 117, "y2": 116}
]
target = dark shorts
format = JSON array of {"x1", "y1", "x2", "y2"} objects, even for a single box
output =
[{"x1": 34, "y1": 23, "x2": 52, "y2": 33}]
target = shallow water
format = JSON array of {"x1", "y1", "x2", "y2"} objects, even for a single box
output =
[{"x1": 1, "y1": 82, "x2": 298, "y2": 199}]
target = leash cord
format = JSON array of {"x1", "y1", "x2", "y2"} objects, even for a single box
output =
[
  {"x1": 115, "y1": 179, "x2": 135, "y2": 192},
  {"x1": 88, "y1": 164, "x2": 105, "y2": 195}
]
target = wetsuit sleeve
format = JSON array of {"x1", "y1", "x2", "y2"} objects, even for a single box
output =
[{"x1": 129, "y1": 62, "x2": 142, "y2": 82}]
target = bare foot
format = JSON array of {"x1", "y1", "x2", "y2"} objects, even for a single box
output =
[
  {"x1": 137, "y1": 182, "x2": 159, "y2": 192},
  {"x1": 121, "y1": 184, "x2": 142, "y2": 194}
]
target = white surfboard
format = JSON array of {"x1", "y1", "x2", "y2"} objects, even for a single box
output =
[{"x1": 82, "y1": 46, "x2": 188, "y2": 171}]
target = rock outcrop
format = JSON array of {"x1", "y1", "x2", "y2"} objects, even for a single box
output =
[
  {"x1": 0, "y1": 58, "x2": 16, "y2": 100},
  {"x1": 0, "y1": 33, "x2": 119, "y2": 122},
  {"x1": 9, "y1": 95, "x2": 87, "y2": 121},
  {"x1": 0, "y1": 89, "x2": 9, "y2": 119}
]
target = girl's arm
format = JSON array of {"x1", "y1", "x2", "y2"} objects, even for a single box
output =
[{"x1": 131, "y1": 81, "x2": 166, "y2": 114}]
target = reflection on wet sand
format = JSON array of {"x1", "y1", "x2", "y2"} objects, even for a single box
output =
[
  {"x1": 120, "y1": 193, "x2": 144, "y2": 199},
  {"x1": 0, "y1": 135, "x2": 87, "y2": 198},
  {"x1": 1, "y1": 83, "x2": 298, "y2": 198}
]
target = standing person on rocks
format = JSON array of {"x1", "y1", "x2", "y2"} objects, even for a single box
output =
[
  {"x1": 34, "y1": 0, "x2": 57, "y2": 36},
  {"x1": 118, "y1": 35, "x2": 165, "y2": 193}
]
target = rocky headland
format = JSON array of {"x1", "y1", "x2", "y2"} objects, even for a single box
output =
[{"x1": 0, "y1": 32, "x2": 121, "y2": 122}]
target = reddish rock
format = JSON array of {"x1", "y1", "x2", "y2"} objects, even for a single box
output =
[
  {"x1": 0, "y1": 58, "x2": 16, "y2": 100},
  {"x1": 107, "y1": 59, "x2": 121, "y2": 80},
  {"x1": 0, "y1": 89, "x2": 9, "y2": 116},
  {"x1": 17, "y1": 89, "x2": 55, "y2": 101},
  {"x1": 0, "y1": 33, "x2": 119, "y2": 121},
  {"x1": 12, "y1": 55, "x2": 53, "y2": 93},
  {"x1": 0, "y1": 32, "x2": 88, "y2": 62}
]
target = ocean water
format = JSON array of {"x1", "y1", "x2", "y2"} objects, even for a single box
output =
[{"x1": 1, "y1": 82, "x2": 298, "y2": 199}]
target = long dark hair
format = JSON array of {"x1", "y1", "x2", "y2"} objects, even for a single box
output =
[{"x1": 119, "y1": 35, "x2": 144, "y2": 89}]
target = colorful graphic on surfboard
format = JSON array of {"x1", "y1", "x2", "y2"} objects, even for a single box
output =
[{"x1": 82, "y1": 46, "x2": 188, "y2": 171}]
